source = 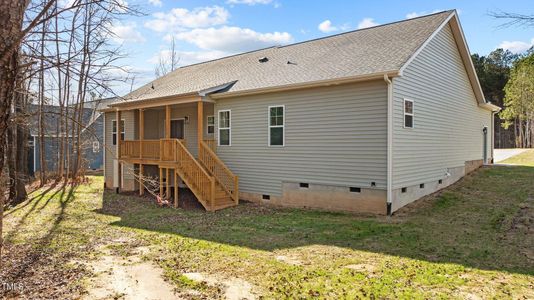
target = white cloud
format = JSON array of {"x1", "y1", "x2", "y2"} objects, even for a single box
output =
[
  {"x1": 406, "y1": 10, "x2": 443, "y2": 19},
  {"x1": 227, "y1": 0, "x2": 272, "y2": 5},
  {"x1": 406, "y1": 12, "x2": 420, "y2": 19},
  {"x1": 318, "y1": 20, "x2": 351, "y2": 33},
  {"x1": 149, "y1": 49, "x2": 228, "y2": 67},
  {"x1": 111, "y1": 22, "x2": 145, "y2": 43},
  {"x1": 357, "y1": 18, "x2": 379, "y2": 29},
  {"x1": 318, "y1": 20, "x2": 337, "y2": 33},
  {"x1": 173, "y1": 26, "x2": 293, "y2": 53},
  {"x1": 144, "y1": 6, "x2": 230, "y2": 32},
  {"x1": 148, "y1": 0, "x2": 162, "y2": 7},
  {"x1": 498, "y1": 38, "x2": 534, "y2": 54}
]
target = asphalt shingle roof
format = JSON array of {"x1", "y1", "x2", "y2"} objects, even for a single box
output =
[{"x1": 124, "y1": 10, "x2": 452, "y2": 102}]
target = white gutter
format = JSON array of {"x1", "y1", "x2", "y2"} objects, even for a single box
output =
[{"x1": 384, "y1": 74, "x2": 393, "y2": 215}]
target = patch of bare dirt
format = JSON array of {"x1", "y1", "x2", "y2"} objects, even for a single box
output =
[
  {"x1": 507, "y1": 196, "x2": 534, "y2": 261},
  {"x1": 82, "y1": 246, "x2": 179, "y2": 300},
  {"x1": 274, "y1": 255, "x2": 302, "y2": 266},
  {"x1": 344, "y1": 263, "x2": 377, "y2": 273},
  {"x1": 182, "y1": 272, "x2": 257, "y2": 300}
]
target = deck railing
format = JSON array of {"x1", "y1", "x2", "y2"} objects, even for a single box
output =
[
  {"x1": 203, "y1": 139, "x2": 216, "y2": 152},
  {"x1": 199, "y1": 141, "x2": 239, "y2": 203},
  {"x1": 140, "y1": 140, "x2": 160, "y2": 159},
  {"x1": 119, "y1": 139, "x2": 184, "y2": 161},
  {"x1": 120, "y1": 140, "x2": 140, "y2": 158}
]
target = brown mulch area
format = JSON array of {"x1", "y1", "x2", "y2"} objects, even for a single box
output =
[
  {"x1": 0, "y1": 243, "x2": 88, "y2": 299},
  {"x1": 121, "y1": 187, "x2": 206, "y2": 210}
]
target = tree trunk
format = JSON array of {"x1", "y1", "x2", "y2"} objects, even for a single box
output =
[{"x1": 0, "y1": 0, "x2": 30, "y2": 270}]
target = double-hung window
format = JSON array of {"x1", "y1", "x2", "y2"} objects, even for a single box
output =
[
  {"x1": 112, "y1": 119, "x2": 125, "y2": 145},
  {"x1": 218, "y1": 110, "x2": 231, "y2": 146},
  {"x1": 207, "y1": 115, "x2": 215, "y2": 134},
  {"x1": 404, "y1": 99, "x2": 414, "y2": 128},
  {"x1": 92, "y1": 140, "x2": 100, "y2": 153},
  {"x1": 268, "y1": 105, "x2": 284, "y2": 146}
]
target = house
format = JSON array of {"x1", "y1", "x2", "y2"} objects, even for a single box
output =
[
  {"x1": 101, "y1": 10, "x2": 500, "y2": 214},
  {"x1": 29, "y1": 102, "x2": 105, "y2": 176}
]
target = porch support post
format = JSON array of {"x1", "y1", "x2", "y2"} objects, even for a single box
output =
[
  {"x1": 165, "y1": 168, "x2": 170, "y2": 200},
  {"x1": 174, "y1": 170, "x2": 178, "y2": 208},
  {"x1": 139, "y1": 108, "x2": 144, "y2": 159},
  {"x1": 165, "y1": 105, "x2": 171, "y2": 139},
  {"x1": 197, "y1": 100, "x2": 203, "y2": 151},
  {"x1": 159, "y1": 167, "x2": 163, "y2": 199},
  {"x1": 115, "y1": 109, "x2": 122, "y2": 191},
  {"x1": 139, "y1": 164, "x2": 144, "y2": 196}
]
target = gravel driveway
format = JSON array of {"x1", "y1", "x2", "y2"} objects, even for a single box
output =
[{"x1": 494, "y1": 149, "x2": 528, "y2": 162}]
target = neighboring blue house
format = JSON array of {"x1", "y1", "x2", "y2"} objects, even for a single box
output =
[{"x1": 28, "y1": 98, "x2": 115, "y2": 176}]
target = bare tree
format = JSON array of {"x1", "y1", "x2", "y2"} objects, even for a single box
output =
[
  {"x1": 490, "y1": 10, "x2": 534, "y2": 28},
  {"x1": 155, "y1": 37, "x2": 180, "y2": 77},
  {"x1": 0, "y1": 0, "x2": 142, "y2": 268}
]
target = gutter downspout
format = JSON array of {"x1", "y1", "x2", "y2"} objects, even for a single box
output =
[
  {"x1": 103, "y1": 113, "x2": 106, "y2": 188},
  {"x1": 384, "y1": 74, "x2": 393, "y2": 216},
  {"x1": 491, "y1": 111, "x2": 496, "y2": 164}
]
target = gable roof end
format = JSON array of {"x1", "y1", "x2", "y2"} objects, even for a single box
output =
[{"x1": 399, "y1": 10, "x2": 500, "y2": 112}]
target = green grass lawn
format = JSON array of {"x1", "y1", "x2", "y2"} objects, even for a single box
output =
[
  {"x1": 2, "y1": 164, "x2": 534, "y2": 298},
  {"x1": 501, "y1": 149, "x2": 534, "y2": 166}
]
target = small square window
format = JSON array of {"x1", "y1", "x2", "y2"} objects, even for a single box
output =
[
  {"x1": 438, "y1": 179, "x2": 443, "y2": 184},
  {"x1": 262, "y1": 194, "x2": 270, "y2": 200},
  {"x1": 401, "y1": 187, "x2": 407, "y2": 193},
  {"x1": 420, "y1": 183, "x2": 425, "y2": 189}
]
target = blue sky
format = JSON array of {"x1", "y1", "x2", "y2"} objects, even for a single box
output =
[{"x1": 110, "y1": 0, "x2": 534, "y2": 95}]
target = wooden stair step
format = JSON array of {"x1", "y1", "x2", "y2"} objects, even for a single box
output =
[{"x1": 212, "y1": 196, "x2": 237, "y2": 210}]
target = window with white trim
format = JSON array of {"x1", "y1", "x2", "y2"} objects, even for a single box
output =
[
  {"x1": 112, "y1": 119, "x2": 125, "y2": 145},
  {"x1": 269, "y1": 105, "x2": 284, "y2": 146},
  {"x1": 404, "y1": 99, "x2": 414, "y2": 128},
  {"x1": 218, "y1": 110, "x2": 231, "y2": 146},
  {"x1": 207, "y1": 115, "x2": 214, "y2": 134},
  {"x1": 92, "y1": 140, "x2": 100, "y2": 153}
]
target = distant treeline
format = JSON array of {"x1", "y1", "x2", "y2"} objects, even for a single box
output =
[{"x1": 472, "y1": 47, "x2": 534, "y2": 148}]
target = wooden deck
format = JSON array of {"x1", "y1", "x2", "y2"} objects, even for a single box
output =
[{"x1": 119, "y1": 138, "x2": 238, "y2": 211}]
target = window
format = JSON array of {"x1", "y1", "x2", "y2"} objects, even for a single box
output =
[
  {"x1": 404, "y1": 99, "x2": 414, "y2": 128},
  {"x1": 207, "y1": 115, "x2": 214, "y2": 134},
  {"x1": 218, "y1": 110, "x2": 231, "y2": 146},
  {"x1": 112, "y1": 120, "x2": 125, "y2": 145},
  {"x1": 268, "y1": 105, "x2": 284, "y2": 146},
  {"x1": 92, "y1": 141, "x2": 100, "y2": 153}
]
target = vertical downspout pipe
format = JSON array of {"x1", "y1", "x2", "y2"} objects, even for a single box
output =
[
  {"x1": 491, "y1": 111, "x2": 496, "y2": 164},
  {"x1": 384, "y1": 74, "x2": 393, "y2": 216},
  {"x1": 103, "y1": 112, "x2": 106, "y2": 188}
]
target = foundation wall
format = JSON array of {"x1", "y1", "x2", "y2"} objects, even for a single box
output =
[
  {"x1": 391, "y1": 159, "x2": 481, "y2": 212},
  {"x1": 240, "y1": 182, "x2": 387, "y2": 214}
]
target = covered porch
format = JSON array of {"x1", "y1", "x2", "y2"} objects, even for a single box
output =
[{"x1": 110, "y1": 96, "x2": 238, "y2": 211}]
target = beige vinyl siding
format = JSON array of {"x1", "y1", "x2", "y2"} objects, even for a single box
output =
[
  {"x1": 140, "y1": 103, "x2": 214, "y2": 156},
  {"x1": 214, "y1": 81, "x2": 387, "y2": 197},
  {"x1": 104, "y1": 110, "x2": 136, "y2": 187},
  {"x1": 392, "y1": 23, "x2": 492, "y2": 189}
]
